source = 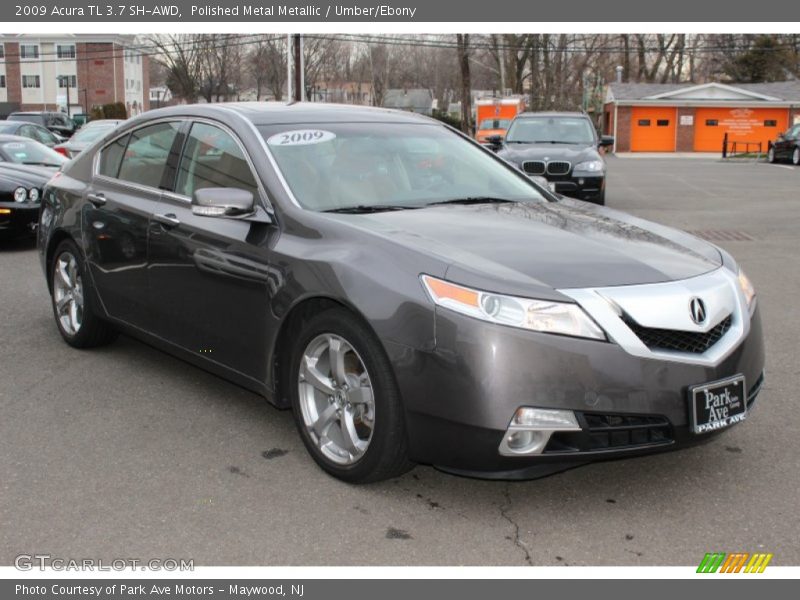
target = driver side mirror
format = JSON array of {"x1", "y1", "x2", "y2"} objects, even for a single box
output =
[
  {"x1": 192, "y1": 187, "x2": 255, "y2": 218},
  {"x1": 484, "y1": 134, "x2": 504, "y2": 148},
  {"x1": 599, "y1": 135, "x2": 615, "y2": 148}
]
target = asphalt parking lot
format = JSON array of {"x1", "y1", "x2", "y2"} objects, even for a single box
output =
[{"x1": 1, "y1": 157, "x2": 798, "y2": 567}]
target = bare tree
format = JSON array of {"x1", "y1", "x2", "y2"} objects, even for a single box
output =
[{"x1": 456, "y1": 34, "x2": 473, "y2": 134}]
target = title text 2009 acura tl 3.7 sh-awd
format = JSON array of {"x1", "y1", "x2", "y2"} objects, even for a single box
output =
[{"x1": 37, "y1": 103, "x2": 764, "y2": 483}]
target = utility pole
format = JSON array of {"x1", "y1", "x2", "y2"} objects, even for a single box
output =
[{"x1": 292, "y1": 34, "x2": 304, "y2": 102}]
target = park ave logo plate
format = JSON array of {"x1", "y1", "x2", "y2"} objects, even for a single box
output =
[{"x1": 690, "y1": 375, "x2": 747, "y2": 434}]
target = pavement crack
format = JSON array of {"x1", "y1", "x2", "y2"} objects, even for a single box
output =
[{"x1": 499, "y1": 483, "x2": 532, "y2": 566}]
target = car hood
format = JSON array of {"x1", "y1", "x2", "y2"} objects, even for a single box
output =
[
  {"x1": 325, "y1": 199, "x2": 722, "y2": 294},
  {"x1": 498, "y1": 143, "x2": 600, "y2": 165},
  {"x1": 0, "y1": 163, "x2": 58, "y2": 189}
]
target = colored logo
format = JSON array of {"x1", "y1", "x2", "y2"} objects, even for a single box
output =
[{"x1": 697, "y1": 552, "x2": 773, "y2": 573}]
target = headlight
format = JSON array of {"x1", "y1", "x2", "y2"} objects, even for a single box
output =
[
  {"x1": 421, "y1": 275, "x2": 606, "y2": 340},
  {"x1": 14, "y1": 187, "x2": 27, "y2": 203},
  {"x1": 737, "y1": 269, "x2": 756, "y2": 309},
  {"x1": 574, "y1": 160, "x2": 604, "y2": 172},
  {"x1": 28, "y1": 188, "x2": 39, "y2": 202}
]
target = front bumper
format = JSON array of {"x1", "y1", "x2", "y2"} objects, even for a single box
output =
[
  {"x1": 546, "y1": 174, "x2": 605, "y2": 202},
  {"x1": 386, "y1": 305, "x2": 765, "y2": 478},
  {"x1": 0, "y1": 202, "x2": 40, "y2": 238}
]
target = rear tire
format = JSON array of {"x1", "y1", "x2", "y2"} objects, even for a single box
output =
[
  {"x1": 289, "y1": 307, "x2": 413, "y2": 483},
  {"x1": 50, "y1": 239, "x2": 118, "y2": 348},
  {"x1": 793, "y1": 147, "x2": 800, "y2": 166},
  {"x1": 768, "y1": 147, "x2": 776, "y2": 163}
]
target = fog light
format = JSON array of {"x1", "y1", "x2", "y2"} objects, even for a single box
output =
[
  {"x1": 499, "y1": 407, "x2": 581, "y2": 456},
  {"x1": 505, "y1": 430, "x2": 548, "y2": 454}
]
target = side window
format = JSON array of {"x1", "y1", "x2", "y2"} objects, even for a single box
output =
[
  {"x1": 98, "y1": 134, "x2": 130, "y2": 178},
  {"x1": 175, "y1": 122, "x2": 259, "y2": 199},
  {"x1": 33, "y1": 126, "x2": 56, "y2": 145},
  {"x1": 117, "y1": 122, "x2": 181, "y2": 189},
  {"x1": 18, "y1": 124, "x2": 34, "y2": 139}
]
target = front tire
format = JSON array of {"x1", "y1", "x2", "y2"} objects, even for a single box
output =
[
  {"x1": 50, "y1": 239, "x2": 118, "y2": 348},
  {"x1": 793, "y1": 147, "x2": 800, "y2": 166},
  {"x1": 768, "y1": 146, "x2": 776, "y2": 163},
  {"x1": 289, "y1": 308, "x2": 412, "y2": 483}
]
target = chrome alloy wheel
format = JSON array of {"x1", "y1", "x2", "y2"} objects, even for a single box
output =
[
  {"x1": 53, "y1": 251, "x2": 84, "y2": 336},
  {"x1": 298, "y1": 333, "x2": 376, "y2": 465}
]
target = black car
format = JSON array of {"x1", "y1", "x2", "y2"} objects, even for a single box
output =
[
  {"x1": 768, "y1": 122, "x2": 800, "y2": 165},
  {"x1": 0, "y1": 135, "x2": 65, "y2": 238},
  {"x1": 0, "y1": 120, "x2": 63, "y2": 148},
  {"x1": 37, "y1": 103, "x2": 763, "y2": 483},
  {"x1": 7, "y1": 111, "x2": 77, "y2": 139},
  {"x1": 495, "y1": 112, "x2": 614, "y2": 204}
]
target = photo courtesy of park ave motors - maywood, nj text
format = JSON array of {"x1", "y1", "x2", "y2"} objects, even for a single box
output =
[{"x1": 1, "y1": 6, "x2": 799, "y2": 588}]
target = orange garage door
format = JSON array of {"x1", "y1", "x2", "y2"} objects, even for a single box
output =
[
  {"x1": 630, "y1": 107, "x2": 676, "y2": 152},
  {"x1": 694, "y1": 107, "x2": 788, "y2": 152}
]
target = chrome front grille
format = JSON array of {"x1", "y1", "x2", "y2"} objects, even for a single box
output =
[
  {"x1": 522, "y1": 161, "x2": 545, "y2": 175},
  {"x1": 546, "y1": 161, "x2": 571, "y2": 175}
]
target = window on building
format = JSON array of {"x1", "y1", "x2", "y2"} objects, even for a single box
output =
[
  {"x1": 20, "y1": 44, "x2": 39, "y2": 59},
  {"x1": 656, "y1": 120, "x2": 670, "y2": 127},
  {"x1": 764, "y1": 120, "x2": 778, "y2": 127},
  {"x1": 638, "y1": 119, "x2": 651, "y2": 126},
  {"x1": 56, "y1": 44, "x2": 76, "y2": 59},
  {"x1": 705, "y1": 119, "x2": 719, "y2": 126},
  {"x1": 0, "y1": 75, "x2": 6, "y2": 89},
  {"x1": 22, "y1": 75, "x2": 41, "y2": 88},
  {"x1": 136, "y1": 81, "x2": 141, "y2": 91},
  {"x1": 0, "y1": 46, "x2": 5, "y2": 59},
  {"x1": 57, "y1": 75, "x2": 77, "y2": 88}
]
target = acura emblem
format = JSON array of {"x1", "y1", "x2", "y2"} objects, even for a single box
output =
[{"x1": 689, "y1": 297, "x2": 707, "y2": 325}]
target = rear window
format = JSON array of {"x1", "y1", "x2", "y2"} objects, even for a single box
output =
[
  {"x1": 0, "y1": 140, "x2": 66, "y2": 167},
  {"x1": 8, "y1": 114, "x2": 46, "y2": 126}
]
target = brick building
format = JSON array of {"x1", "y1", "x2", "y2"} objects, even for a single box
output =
[
  {"x1": 0, "y1": 34, "x2": 149, "y2": 118},
  {"x1": 604, "y1": 81, "x2": 800, "y2": 153}
]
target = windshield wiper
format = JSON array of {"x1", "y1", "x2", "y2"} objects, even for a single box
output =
[
  {"x1": 323, "y1": 204, "x2": 420, "y2": 214},
  {"x1": 427, "y1": 196, "x2": 517, "y2": 206},
  {"x1": 22, "y1": 161, "x2": 59, "y2": 167}
]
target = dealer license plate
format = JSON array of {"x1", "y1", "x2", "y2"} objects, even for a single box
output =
[{"x1": 690, "y1": 375, "x2": 747, "y2": 434}]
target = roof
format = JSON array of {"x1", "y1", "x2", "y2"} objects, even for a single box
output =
[
  {"x1": 607, "y1": 81, "x2": 800, "y2": 104},
  {"x1": 130, "y1": 101, "x2": 436, "y2": 126}
]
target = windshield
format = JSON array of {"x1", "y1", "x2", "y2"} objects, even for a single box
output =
[
  {"x1": 259, "y1": 123, "x2": 546, "y2": 212},
  {"x1": 478, "y1": 118, "x2": 512, "y2": 130},
  {"x1": 0, "y1": 140, "x2": 67, "y2": 166},
  {"x1": 506, "y1": 117, "x2": 596, "y2": 145},
  {"x1": 71, "y1": 125, "x2": 116, "y2": 143}
]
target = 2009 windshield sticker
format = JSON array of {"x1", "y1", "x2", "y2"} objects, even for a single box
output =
[{"x1": 267, "y1": 130, "x2": 335, "y2": 147}]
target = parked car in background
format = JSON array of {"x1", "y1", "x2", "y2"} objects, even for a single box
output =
[
  {"x1": 474, "y1": 97, "x2": 525, "y2": 143},
  {"x1": 54, "y1": 120, "x2": 126, "y2": 158},
  {"x1": 7, "y1": 111, "x2": 77, "y2": 139},
  {"x1": 0, "y1": 121, "x2": 63, "y2": 148},
  {"x1": 0, "y1": 135, "x2": 65, "y2": 239},
  {"x1": 495, "y1": 111, "x2": 613, "y2": 205},
  {"x1": 768, "y1": 123, "x2": 800, "y2": 165},
  {"x1": 38, "y1": 103, "x2": 764, "y2": 483}
]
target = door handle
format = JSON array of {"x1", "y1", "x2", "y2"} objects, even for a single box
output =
[
  {"x1": 154, "y1": 213, "x2": 181, "y2": 228},
  {"x1": 87, "y1": 192, "x2": 106, "y2": 207}
]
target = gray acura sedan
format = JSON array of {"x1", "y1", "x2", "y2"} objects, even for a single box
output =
[{"x1": 37, "y1": 103, "x2": 764, "y2": 483}]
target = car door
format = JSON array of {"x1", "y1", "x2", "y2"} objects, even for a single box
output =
[
  {"x1": 776, "y1": 124, "x2": 799, "y2": 159},
  {"x1": 147, "y1": 119, "x2": 277, "y2": 381},
  {"x1": 83, "y1": 120, "x2": 184, "y2": 331}
]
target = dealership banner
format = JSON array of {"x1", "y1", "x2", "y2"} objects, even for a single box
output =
[
  {"x1": 3, "y1": 0, "x2": 800, "y2": 22},
  {"x1": 2, "y1": 579, "x2": 797, "y2": 599}
]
